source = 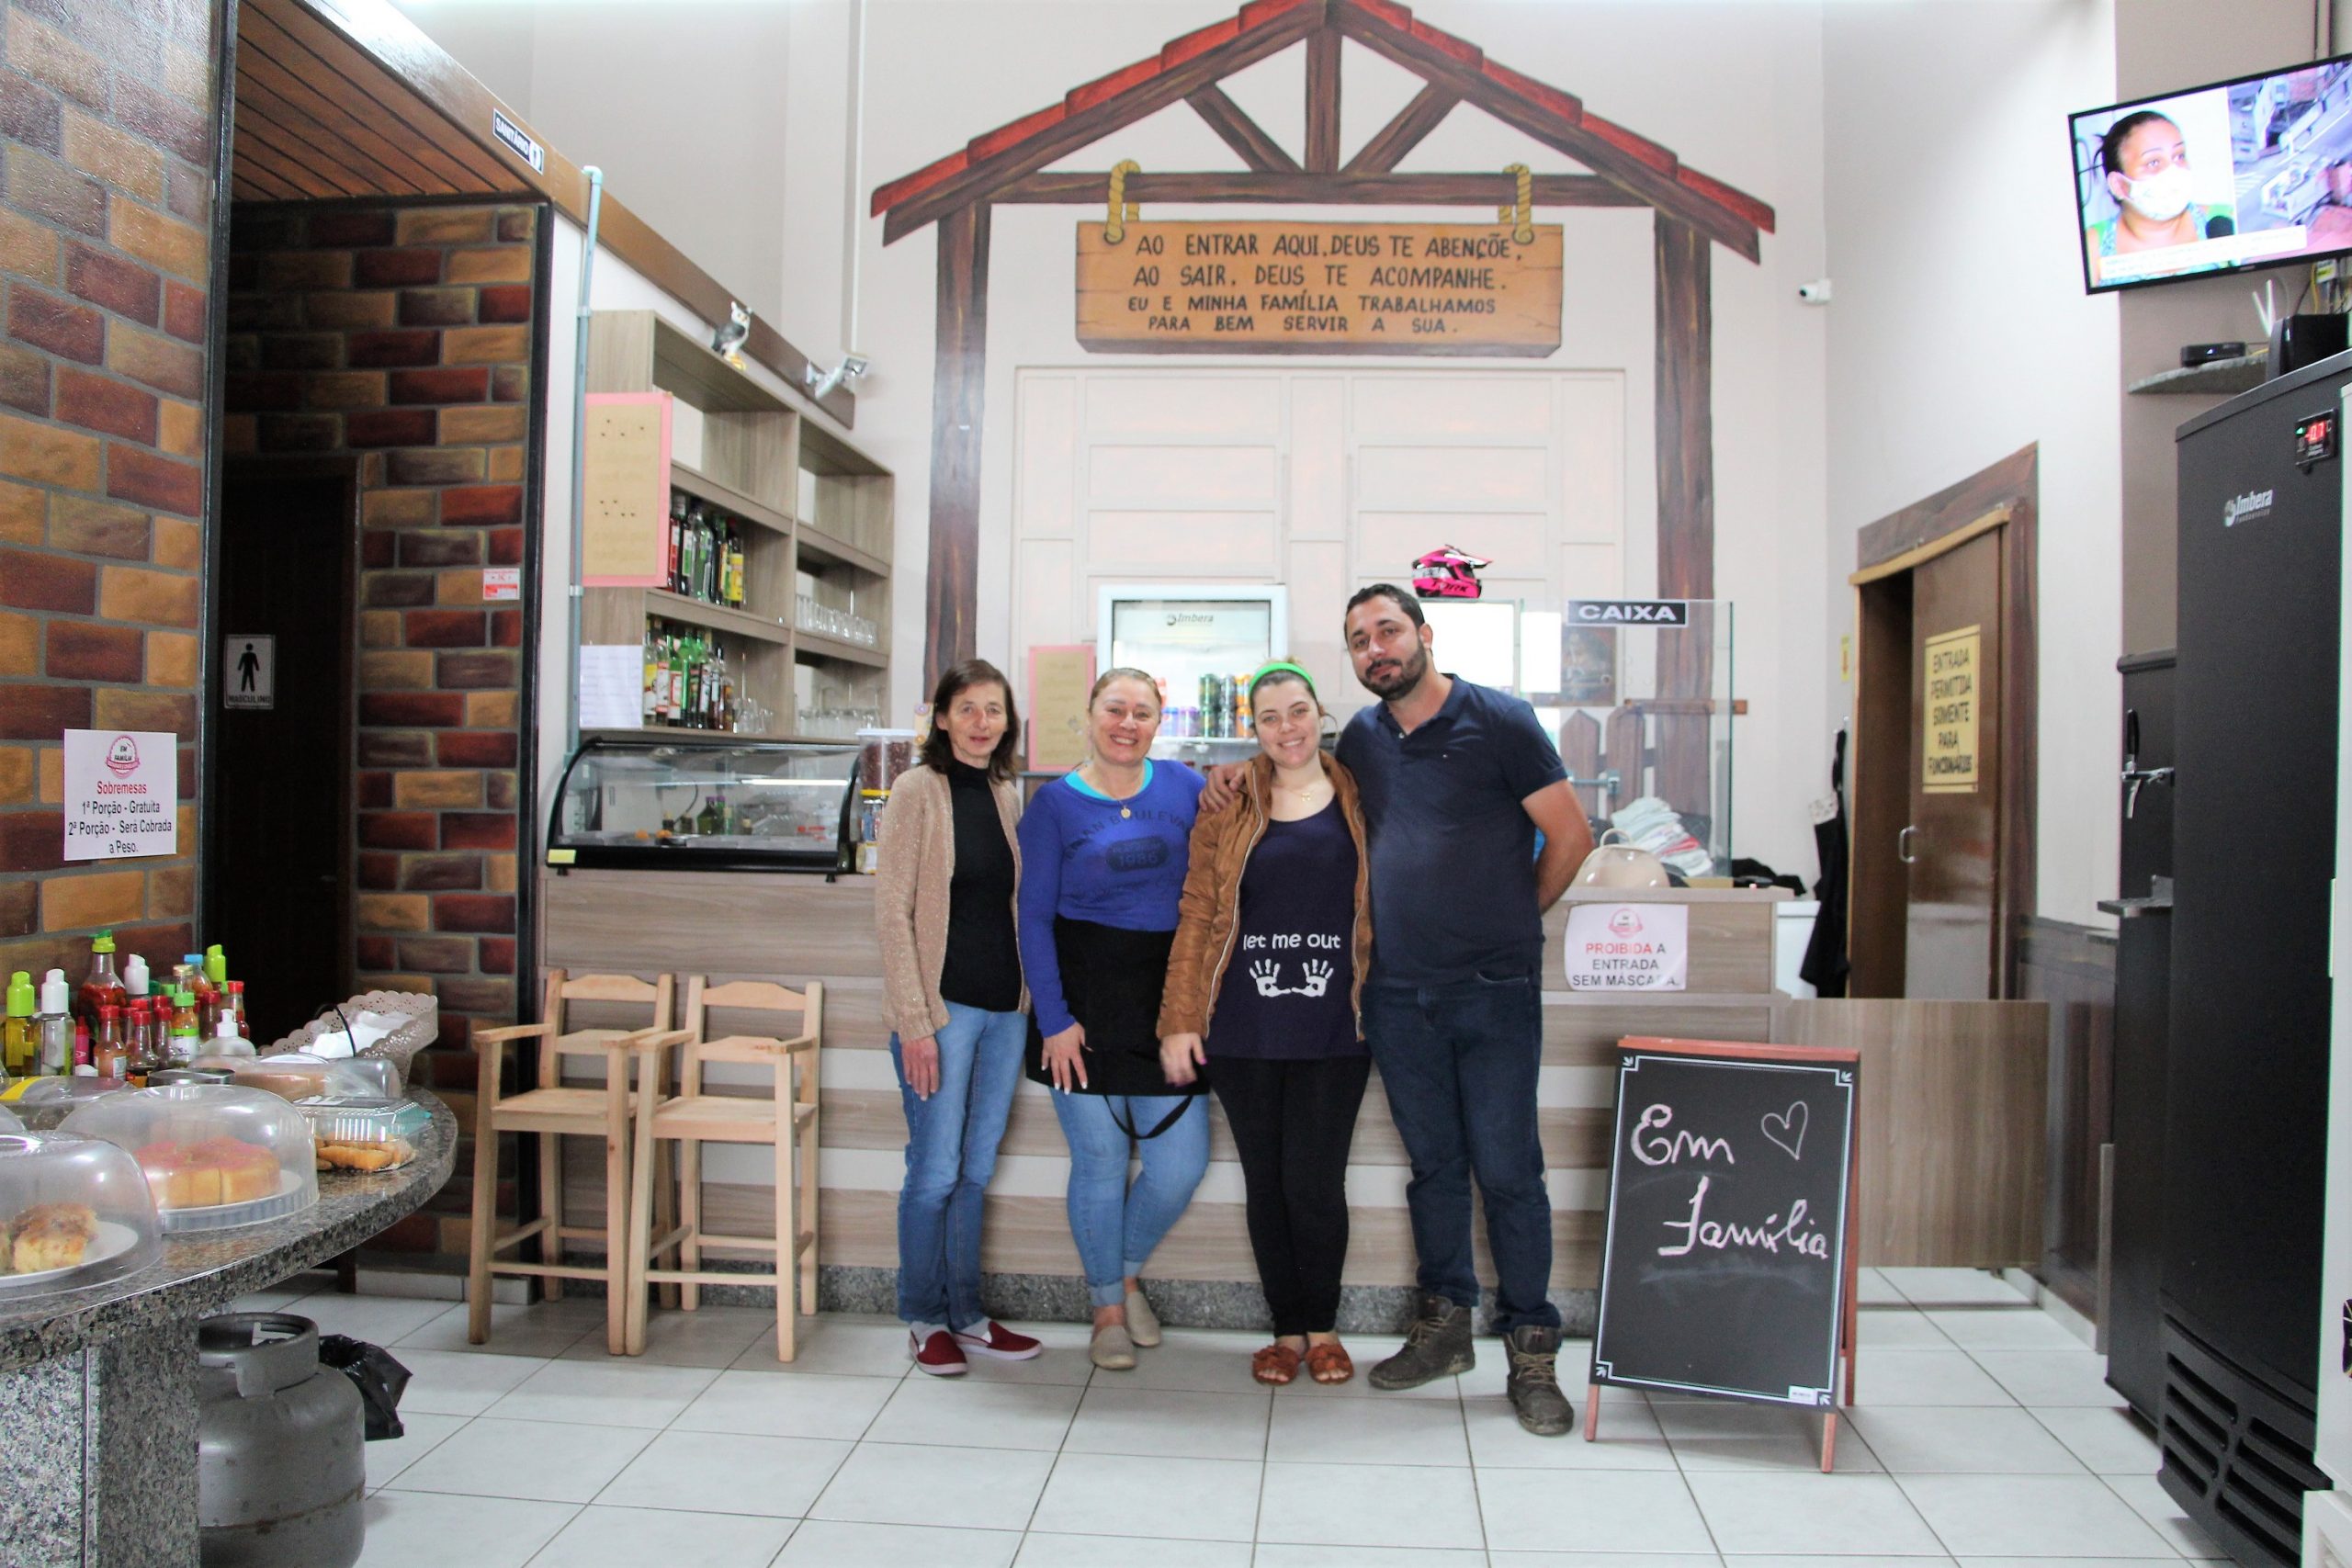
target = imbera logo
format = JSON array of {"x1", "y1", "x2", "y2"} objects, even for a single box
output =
[{"x1": 2223, "y1": 489, "x2": 2275, "y2": 527}]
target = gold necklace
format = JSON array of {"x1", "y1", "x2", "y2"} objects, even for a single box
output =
[{"x1": 1084, "y1": 761, "x2": 1138, "y2": 818}]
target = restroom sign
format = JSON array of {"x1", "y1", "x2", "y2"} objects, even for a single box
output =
[
  {"x1": 1563, "y1": 902, "x2": 1689, "y2": 991},
  {"x1": 223, "y1": 635, "x2": 273, "y2": 710},
  {"x1": 1923, "y1": 625, "x2": 1980, "y2": 795}
]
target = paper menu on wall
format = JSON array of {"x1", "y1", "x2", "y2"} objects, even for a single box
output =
[
  {"x1": 1028, "y1": 645, "x2": 1095, "y2": 773},
  {"x1": 582, "y1": 392, "x2": 669, "y2": 586},
  {"x1": 578, "y1": 645, "x2": 643, "y2": 731}
]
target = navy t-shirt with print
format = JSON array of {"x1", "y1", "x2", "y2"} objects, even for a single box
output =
[
  {"x1": 1336, "y1": 675, "x2": 1566, "y2": 986},
  {"x1": 1206, "y1": 799, "x2": 1363, "y2": 1060}
]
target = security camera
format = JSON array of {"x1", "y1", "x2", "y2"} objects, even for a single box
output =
[
  {"x1": 1797, "y1": 279, "x2": 1833, "y2": 305},
  {"x1": 806, "y1": 353, "x2": 871, "y2": 401}
]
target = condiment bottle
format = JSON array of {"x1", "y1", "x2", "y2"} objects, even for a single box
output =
[
  {"x1": 165, "y1": 988, "x2": 200, "y2": 1066},
  {"x1": 187, "y1": 951, "x2": 220, "y2": 1037},
  {"x1": 201, "y1": 945, "x2": 228, "y2": 1031},
  {"x1": 35, "y1": 970, "x2": 70, "y2": 1075},
  {"x1": 2, "y1": 971, "x2": 33, "y2": 1077},
  {"x1": 76, "y1": 930, "x2": 126, "y2": 1032},
  {"x1": 72, "y1": 1019, "x2": 89, "y2": 1072},
  {"x1": 93, "y1": 1006, "x2": 129, "y2": 1081},
  {"x1": 123, "y1": 952, "x2": 150, "y2": 1003},
  {"x1": 224, "y1": 980, "x2": 248, "y2": 1040}
]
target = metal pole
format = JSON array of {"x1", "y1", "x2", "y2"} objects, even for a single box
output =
[{"x1": 565, "y1": 167, "x2": 605, "y2": 762}]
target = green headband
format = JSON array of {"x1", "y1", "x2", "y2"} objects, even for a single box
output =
[{"x1": 1248, "y1": 660, "x2": 1317, "y2": 700}]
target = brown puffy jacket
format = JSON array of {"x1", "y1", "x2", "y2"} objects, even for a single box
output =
[{"x1": 1157, "y1": 751, "x2": 1373, "y2": 1041}]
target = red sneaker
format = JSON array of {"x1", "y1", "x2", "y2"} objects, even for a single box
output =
[
  {"x1": 953, "y1": 1320, "x2": 1044, "y2": 1361},
  {"x1": 910, "y1": 1328, "x2": 967, "y2": 1376}
]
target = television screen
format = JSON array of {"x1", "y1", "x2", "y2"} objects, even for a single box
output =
[{"x1": 2072, "y1": 56, "x2": 2352, "y2": 292}]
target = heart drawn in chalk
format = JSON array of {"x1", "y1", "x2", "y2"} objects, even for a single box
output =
[{"x1": 1761, "y1": 1101, "x2": 1809, "y2": 1161}]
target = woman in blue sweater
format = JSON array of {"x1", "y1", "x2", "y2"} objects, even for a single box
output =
[{"x1": 1017, "y1": 667, "x2": 1210, "y2": 1371}]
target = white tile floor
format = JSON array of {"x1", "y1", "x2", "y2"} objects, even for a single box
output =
[{"x1": 237, "y1": 1268, "x2": 2236, "y2": 1568}]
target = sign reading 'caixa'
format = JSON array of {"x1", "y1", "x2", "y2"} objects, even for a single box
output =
[{"x1": 1567, "y1": 599, "x2": 1690, "y2": 626}]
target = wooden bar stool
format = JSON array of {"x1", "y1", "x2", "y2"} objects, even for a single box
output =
[
  {"x1": 467, "y1": 970, "x2": 680, "y2": 1355},
  {"x1": 624, "y1": 976, "x2": 821, "y2": 1359}
]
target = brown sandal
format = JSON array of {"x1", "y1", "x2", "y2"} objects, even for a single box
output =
[
  {"x1": 1305, "y1": 1341, "x2": 1354, "y2": 1384},
  {"x1": 1251, "y1": 1343, "x2": 1302, "y2": 1385}
]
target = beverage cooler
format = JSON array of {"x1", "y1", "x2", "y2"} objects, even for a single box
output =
[{"x1": 1095, "y1": 583, "x2": 1289, "y2": 761}]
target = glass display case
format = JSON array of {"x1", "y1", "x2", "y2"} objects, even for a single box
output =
[
  {"x1": 548, "y1": 736, "x2": 859, "y2": 873},
  {"x1": 0, "y1": 1130, "x2": 163, "y2": 1295},
  {"x1": 62, "y1": 1083, "x2": 318, "y2": 1233}
]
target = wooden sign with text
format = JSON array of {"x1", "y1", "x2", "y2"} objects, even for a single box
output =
[{"x1": 1076, "y1": 220, "x2": 1562, "y2": 355}]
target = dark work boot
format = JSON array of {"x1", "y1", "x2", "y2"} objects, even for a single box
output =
[
  {"x1": 1505, "y1": 1324, "x2": 1571, "y2": 1436},
  {"x1": 1369, "y1": 1293, "x2": 1475, "y2": 1390}
]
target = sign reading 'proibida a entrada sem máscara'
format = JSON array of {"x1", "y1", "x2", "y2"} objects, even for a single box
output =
[{"x1": 1077, "y1": 221, "x2": 1563, "y2": 354}]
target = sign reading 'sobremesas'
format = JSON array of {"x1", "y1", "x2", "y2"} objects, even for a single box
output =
[
  {"x1": 1077, "y1": 220, "x2": 1563, "y2": 355},
  {"x1": 62, "y1": 729, "x2": 177, "y2": 861}
]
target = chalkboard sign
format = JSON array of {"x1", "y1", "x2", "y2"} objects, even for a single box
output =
[{"x1": 1589, "y1": 1037, "x2": 1860, "y2": 1426}]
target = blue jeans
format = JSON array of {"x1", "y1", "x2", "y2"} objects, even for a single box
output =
[
  {"x1": 1363, "y1": 972, "x2": 1561, "y2": 1332},
  {"x1": 893, "y1": 1003, "x2": 1028, "y2": 1331},
  {"x1": 1050, "y1": 1091, "x2": 1210, "y2": 1308}
]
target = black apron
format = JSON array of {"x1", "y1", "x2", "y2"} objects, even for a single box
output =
[{"x1": 1026, "y1": 916, "x2": 1206, "y2": 1134}]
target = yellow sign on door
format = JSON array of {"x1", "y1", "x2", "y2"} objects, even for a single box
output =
[{"x1": 1923, "y1": 625, "x2": 1981, "y2": 794}]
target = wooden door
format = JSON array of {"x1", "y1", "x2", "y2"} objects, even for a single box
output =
[
  {"x1": 210, "y1": 462, "x2": 356, "y2": 1042},
  {"x1": 1902, "y1": 531, "x2": 2002, "y2": 998}
]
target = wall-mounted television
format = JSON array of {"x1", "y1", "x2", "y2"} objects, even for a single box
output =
[{"x1": 2072, "y1": 55, "x2": 2352, "y2": 293}]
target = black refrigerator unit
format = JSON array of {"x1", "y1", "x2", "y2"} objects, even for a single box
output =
[{"x1": 2165, "y1": 354, "x2": 2343, "y2": 1565}]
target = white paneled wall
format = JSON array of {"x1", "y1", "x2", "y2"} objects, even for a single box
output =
[{"x1": 1012, "y1": 367, "x2": 1627, "y2": 721}]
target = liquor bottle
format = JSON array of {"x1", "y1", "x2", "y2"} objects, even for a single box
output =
[
  {"x1": 666, "y1": 631, "x2": 688, "y2": 724},
  {"x1": 727, "y1": 523, "x2": 746, "y2": 608},
  {"x1": 3, "y1": 970, "x2": 32, "y2": 1077},
  {"x1": 667, "y1": 491, "x2": 686, "y2": 592},
  {"x1": 642, "y1": 620, "x2": 661, "y2": 725},
  {"x1": 696, "y1": 793, "x2": 722, "y2": 837},
  {"x1": 75, "y1": 930, "x2": 125, "y2": 1032},
  {"x1": 36, "y1": 970, "x2": 69, "y2": 1075},
  {"x1": 684, "y1": 636, "x2": 706, "y2": 729}
]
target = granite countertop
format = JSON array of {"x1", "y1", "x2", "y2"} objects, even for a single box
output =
[{"x1": 0, "y1": 1091, "x2": 457, "y2": 1373}]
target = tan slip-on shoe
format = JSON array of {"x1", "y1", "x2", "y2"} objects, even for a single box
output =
[
  {"x1": 1090, "y1": 1321, "x2": 1137, "y2": 1370},
  {"x1": 1124, "y1": 1287, "x2": 1162, "y2": 1348}
]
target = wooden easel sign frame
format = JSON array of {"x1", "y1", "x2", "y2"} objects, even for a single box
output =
[{"x1": 1585, "y1": 1037, "x2": 1862, "y2": 1472}]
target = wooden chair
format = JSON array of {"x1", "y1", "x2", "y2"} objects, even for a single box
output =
[
  {"x1": 468, "y1": 970, "x2": 680, "y2": 1355},
  {"x1": 624, "y1": 976, "x2": 821, "y2": 1359}
]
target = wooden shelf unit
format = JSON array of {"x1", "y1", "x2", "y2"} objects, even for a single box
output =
[{"x1": 582, "y1": 310, "x2": 893, "y2": 738}]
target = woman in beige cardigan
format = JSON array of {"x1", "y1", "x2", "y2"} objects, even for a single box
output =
[{"x1": 873, "y1": 660, "x2": 1042, "y2": 1376}]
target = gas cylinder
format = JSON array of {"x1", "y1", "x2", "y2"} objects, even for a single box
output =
[{"x1": 196, "y1": 1313, "x2": 365, "y2": 1567}]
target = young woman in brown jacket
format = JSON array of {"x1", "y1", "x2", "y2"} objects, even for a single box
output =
[
  {"x1": 873, "y1": 660, "x2": 1043, "y2": 1376},
  {"x1": 1158, "y1": 662, "x2": 1374, "y2": 1385}
]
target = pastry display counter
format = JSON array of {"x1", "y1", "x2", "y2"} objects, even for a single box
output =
[{"x1": 0, "y1": 1090, "x2": 456, "y2": 1566}]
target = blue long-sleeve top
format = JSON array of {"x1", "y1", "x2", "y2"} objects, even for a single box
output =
[{"x1": 1015, "y1": 762, "x2": 1204, "y2": 1036}]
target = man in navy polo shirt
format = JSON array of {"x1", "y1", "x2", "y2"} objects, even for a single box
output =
[{"x1": 1338, "y1": 583, "x2": 1593, "y2": 1434}]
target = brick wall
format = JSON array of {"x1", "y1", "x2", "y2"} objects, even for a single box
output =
[
  {"x1": 0, "y1": 0, "x2": 218, "y2": 983},
  {"x1": 224, "y1": 200, "x2": 538, "y2": 1260}
]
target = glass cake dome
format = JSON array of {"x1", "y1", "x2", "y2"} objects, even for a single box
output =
[
  {"x1": 0, "y1": 1130, "x2": 163, "y2": 1294},
  {"x1": 62, "y1": 1083, "x2": 317, "y2": 1232}
]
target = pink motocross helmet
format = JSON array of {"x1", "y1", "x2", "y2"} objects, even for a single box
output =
[{"x1": 1410, "y1": 545, "x2": 1491, "y2": 600}]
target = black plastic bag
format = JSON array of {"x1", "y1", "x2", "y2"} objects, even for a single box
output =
[{"x1": 319, "y1": 1334, "x2": 411, "y2": 1441}]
